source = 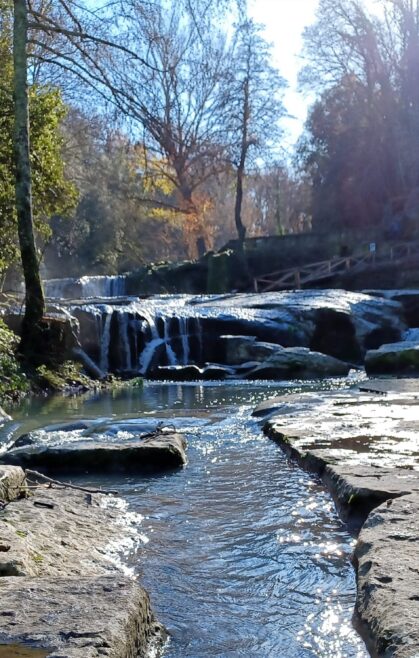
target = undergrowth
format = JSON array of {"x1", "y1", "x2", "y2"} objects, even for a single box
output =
[{"x1": 0, "y1": 319, "x2": 29, "y2": 403}]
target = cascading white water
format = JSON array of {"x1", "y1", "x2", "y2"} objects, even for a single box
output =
[
  {"x1": 99, "y1": 311, "x2": 113, "y2": 373},
  {"x1": 43, "y1": 275, "x2": 127, "y2": 299},
  {"x1": 118, "y1": 313, "x2": 132, "y2": 372},
  {"x1": 138, "y1": 310, "x2": 165, "y2": 375},
  {"x1": 178, "y1": 317, "x2": 190, "y2": 365},
  {"x1": 80, "y1": 275, "x2": 126, "y2": 298},
  {"x1": 163, "y1": 317, "x2": 177, "y2": 366}
]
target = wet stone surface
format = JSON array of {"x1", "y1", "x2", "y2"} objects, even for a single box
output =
[
  {"x1": 259, "y1": 385, "x2": 419, "y2": 657},
  {"x1": 258, "y1": 390, "x2": 419, "y2": 470},
  {"x1": 0, "y1": 486, "x2": 160, "y2": 657},
  {"x1": 1, "y1": 433, "x2": 187, "y2": 475}
]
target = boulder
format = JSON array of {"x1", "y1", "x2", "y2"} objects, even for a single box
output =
[
  {"x1": 153, "y1": 365, "x2": 203, "y2": 381},
  {"x1": 365, "y1": 340, "x2": 419, "y2": 374},
  {"x1": 221, "y1": 335, "x2": 280, "y2": 365},
  {"x1": 0, "y1": 466, "x2": 26, "y2": 503},
  {"x1": 245, "y1": 347, "x2": 350, "y2": 379},
  {"x1": 221, "y1": 336, "x2": 350, "y2": 378},
  {"x1": 1, "y1": 433, "x2": 187, "y2": 474}
]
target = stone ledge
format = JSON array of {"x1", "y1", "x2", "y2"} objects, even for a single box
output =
[
  {"x1": 260, "y1": 388, "x2": 419, "y2": 657},
  {"x1": 0, "y1": 487, "x2": 163, "y2": 657},
  {"x1": 0, "y1": 576, "x2": 158, "y2": 658},
  {"x1": 354, "y1": 494, "x2": 419, "y2": 658},
  {"x1": 0, "y1": 433, "x2": 187, "y2": 474}
]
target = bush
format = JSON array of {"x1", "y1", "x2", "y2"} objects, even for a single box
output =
[{"x1": 0, "y1": 319, "x2": 29, "y2": 401}]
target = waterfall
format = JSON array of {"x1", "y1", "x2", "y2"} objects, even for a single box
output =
[
  {"x1": 163, "y1": 317, "x2": 177, "y2": 366},
  {"x1": 70, "y1": 295, "x2": 204, "y2": 376},
  {"x1": 119, "y1": 313, "x2": 132, "y2": 371},
  {"x1": 44, "y1": 275, "x2": 127, "y2": 299},
  {"x1": 178, "y1": 317, "x2": 190, "y2": 365},
  {"x1": 99, "y1": 311, "x2": 113, "y2": 373},
  {"x1": 80, "y1": 275, "x2": 126, "y2": 298}
]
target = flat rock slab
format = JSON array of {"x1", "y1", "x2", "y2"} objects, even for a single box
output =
[
  {"x1": 260, "y1": 389, "x2": 419, "y2": 655},
  {"x1": 262, "y1": 391, "x2": 419, "y2": 471},
  {"x1": 1, "y1": 433, "x2": 187, "y2": 474},
  {"x1": 354, "y1": 494, "x2": 419, "y2": 658},
  {"x1": 0, "y1": 488, "x2": 161, "y2": 657},
  {"x1": 323, "y1": 464, "x2": 419, "y2": 531},
  {"x1": 0, "y1": 488, "x2": 126, "y2": 577},
  {"x1": 0, "y1": 576, "x2": 156, "y2": 658},
  {"x1": 359, "y1": 378, "x2": 419, "y2": 395}
]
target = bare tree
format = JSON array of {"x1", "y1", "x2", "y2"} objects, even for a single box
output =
[{"x1": 224, "y1": 19, "x2": 286, "y2": 244}]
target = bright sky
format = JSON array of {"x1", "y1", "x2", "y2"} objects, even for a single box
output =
[
  {"x1": 249, "y1": 0, "x2": 318, "y2": 149},
  {"x1": 248, "y1": 0, "x2": 380, "y2": 149}
]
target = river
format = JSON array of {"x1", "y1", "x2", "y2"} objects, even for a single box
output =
[{"x1": 3, "y1": 379, "x2": 368, "y2": 658}]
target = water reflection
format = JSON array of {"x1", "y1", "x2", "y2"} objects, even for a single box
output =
[{"x1": 4, "y1": 381, "x2": 368, "y2": 657}]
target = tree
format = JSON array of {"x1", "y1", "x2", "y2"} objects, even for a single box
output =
[
  {"x1": 299, "y1": 0, "x2": 419, "y2": 234},
  {"x1": 111, "y1": 0, "x2": 232, "y2": 257},
  {"x1": 9, "y1": 0, "x2": 237, "y2": 347},
  {"x1": 224, "y1": 19, "x2": 286, "y2": 243}
]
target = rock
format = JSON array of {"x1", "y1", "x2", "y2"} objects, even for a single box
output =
[
  {"x1": 0, "y1": 576, "x2": 158, "y2": 658},
  {"x1": 2, "y1": 313, "x2": 79, "y2": 366},
  {"x1": 0, "y1": 487, "x2": 163, "y2": 656},
  {"x1": 245, "y1": 347, "x2": 350, "y2": 379},
  {"x1": 263, "y1": 389, "x2": 419, "y2": 529},
  {"x1": 359, "y1": 378, "x2": 419, "y2": 394},
  {"x1": 221, "y1": 335, "x2": 350, "y2": 378},
  {"x1": 323, "y1": 464, "x2": 419, "y2": 533},
  {"x1": 1, "y1": 433, "x2": 187, "y2": 474},
  {"x1": 364, "y1": 289, "x2": 419, "y2": 326},
  {"x1": 354, "y1": 494, "x2": 419, "y2": 658},
  {"x1": 0, "y1": 466, "x2": 26, "y2": 502},
  {"x1": 365, "y1": 341, "x2": 419, "y2": 374},
  {"x1": 153, "y1": 365, "x2": 203, "y2": 381},
  {"x1": 252, "y1": 394, "x2": 326, "y2": 418},
  {"x1": 11, "y1": 435, "x2": 35, "y2": 448},
  {"x1": 264, "y1": 390, "x2": 419, "y2": 471},
  {"x1": 220, "y1": 335, "x2": 280, "y2": 365},
  {"x1": 202, "y1": 365, "x2": 229, "y2": 380},
  {"x1": 260, "y1": 388, "x2": 419, "y2": 654},
  {"x1": 66, "y1": 289, "x2": 406, "y2": 376},
  {"x1": 0, "y1": 488, "x2": 126, "y2": 577}
]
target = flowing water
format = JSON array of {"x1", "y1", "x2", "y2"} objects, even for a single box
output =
[{"x1": 3, "y1": 380, "x2": 368, "y2": 658}]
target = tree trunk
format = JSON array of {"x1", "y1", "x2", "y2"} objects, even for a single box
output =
[
  {"x1": 13, "y1": 0, "x2": 45, "y2": 356},
  {"x1": 234, "y1": 161, "x2": 247, "y2": 244},
  {"x1": 234, "y1": 74, "x2": 249, "y2": 247}
]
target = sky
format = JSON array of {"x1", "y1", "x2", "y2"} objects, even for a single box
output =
[
  {"x1": 248, "y1": 0, "x2": 380, "y2": 148},
  {"x1": 248, "y1": 0, "x2": 319, "y2": 148}
]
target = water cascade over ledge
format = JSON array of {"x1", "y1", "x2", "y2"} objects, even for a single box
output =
[{"x1": 42, "y1": 275, "x2": 407, "y2": 377}]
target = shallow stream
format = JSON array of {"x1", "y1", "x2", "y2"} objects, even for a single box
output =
[{"x1": 3, "y1": 380, "x2": 368, "y2": 658}]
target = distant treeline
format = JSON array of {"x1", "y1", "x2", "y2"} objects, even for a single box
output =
[{"x1": 2, "y1": 0, "x2": 419, "y2": 285}]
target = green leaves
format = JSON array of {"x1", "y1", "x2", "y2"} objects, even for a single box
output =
[{"x1": 0, "y1": 2, "x2": 77, "y2": 274}]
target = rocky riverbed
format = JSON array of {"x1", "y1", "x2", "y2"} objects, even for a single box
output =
[
  {"x1": 255, "y1": 379, "x2": 419, "y2": 658},
  {"x1": 0, "y1": 465, "x2": 166, "y2": 657}
]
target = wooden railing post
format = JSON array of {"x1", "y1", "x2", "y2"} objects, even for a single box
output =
[{"x1": 294, "y1": 270, "x2": 301, "y2": 289}]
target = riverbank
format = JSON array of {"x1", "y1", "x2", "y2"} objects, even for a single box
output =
[
  {"x1": 0, "y1": 466, "x2": 165, "y2": 657},
  {"x1": 255, "y1": 379, "x2": 419, "y2": 658},
  {"x1": 0, "y1": 380, "x2": 368, "y2": 658}
]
